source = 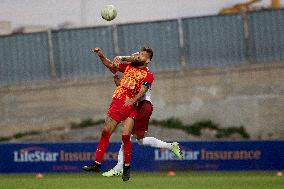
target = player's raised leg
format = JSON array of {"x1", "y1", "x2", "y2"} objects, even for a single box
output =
[{"x1": 139, "y1": 137, "x2": 183, "y2": 160}]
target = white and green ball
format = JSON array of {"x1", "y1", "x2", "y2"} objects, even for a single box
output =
[{"x1": 101, "y1": 5, "x2": 117, "y2": 21}]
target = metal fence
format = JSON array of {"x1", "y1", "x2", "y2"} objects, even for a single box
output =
[
  {"x1": 183, "y1": 14, "x2": 247, "y2": 68},
  {"x1": 0, "y1": 9, "x2": 283, "y2": 85},
  {"x1": 248, "y1": 9, "x2": 284, "y2": 63},
  {"x1": 52, "y1": 26, "x2": 115, "y2": 79},
  {"x1": 117, "y1": 20, "x2": 181, "y2": 72},
  {"x1": 0, "y1": 33, "x2": 50, "y2": 85}
]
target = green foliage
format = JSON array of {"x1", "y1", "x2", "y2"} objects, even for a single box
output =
[
  {"x1": 0, "y1": 131, "x2": 41, "y2": 142},
  {"x1": 150, "y1": 117, "x2": 250, "y2": 139},
  {"x1": 0, "y1": 118, "x2": 105, "y2": 142},
  {"x1": 0, "y1": 136, "x2": 11, "y2": 142},
  {"x1": 186, "y1": 120, "x2": 219, "y2": 136},
  {"x1": 13, "y1": 131, "x2": 41, "y2": 139},
  {"x1": 151, "y1": 117, "x2": 183, "y2": 129},
  {"x1": 70, "y1": 118, "x2": 104, "y2": 129},
  {"x1": 216, "y1": 126, "x2": 250, "y2": 139},
  {"x1": 0, "y1": 117, "x2": 250, "y2": 142}
]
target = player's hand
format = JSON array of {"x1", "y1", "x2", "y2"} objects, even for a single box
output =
[
  {"x1": 124, "y1": 98, "x2": 136, "y2": 106},
  {"x1": 91, "y1": 48, "x2": 104, "y2": 58},
  {"x1": 90, "y1": 47, "x2": 100, "y2": 53},
  {"x1": 113, "y1": 56, "x2": 121, "y2": 68}
]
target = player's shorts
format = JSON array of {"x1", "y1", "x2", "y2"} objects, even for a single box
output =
[
  {"x1": 132, "y1": 100, "x2": 153, "y2": 139},
  {"x1": 107, "y1": 98, "x2": 138, "y2": 123}
]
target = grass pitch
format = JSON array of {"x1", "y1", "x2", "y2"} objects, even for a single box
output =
[{"x1": 0, "y1": 171, "x2": 283, "y2": 189}]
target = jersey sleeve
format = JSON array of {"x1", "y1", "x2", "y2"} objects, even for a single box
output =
[
  {"x1": 142, "y1": 72, "x2": 154, "y2": 89},
  {"x1": 118, "y1": 61, "x2": 130, "y2": 73}
]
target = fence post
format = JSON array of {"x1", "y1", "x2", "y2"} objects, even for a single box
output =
[
  {"x1": 47, "y1": 29, "x2": 57, "y2": 80},
  {"x1": 112, "y1": 25, "x2": 120, "y2": 56},
  {"x1": 241, "y1": 11, "x2": 253, "y2": 63},
  {"x1": 178, "y1": 18, "x2": 187, "y2": 71}
]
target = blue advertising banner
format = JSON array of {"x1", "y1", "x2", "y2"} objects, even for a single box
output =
[{"x1": 0, "y1": 141, "x2": 283, "y2": 173}]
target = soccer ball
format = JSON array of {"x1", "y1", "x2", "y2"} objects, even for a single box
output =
[{"x1": 101, "y1": 5, "x2": 117, "y2": 21}]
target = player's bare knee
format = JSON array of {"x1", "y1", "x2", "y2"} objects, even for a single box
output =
[
  {"x1": 103, "y1": 116, "x2": 118, "y2": 134},
  {"x1": 122, "y1": 118, "x2": 134, "y2": 135},
  {"x1": 103, "y1": 125, "x2": 112, "y2": 133},
  {"x1": 122, "y1": 128, "x2": 132, "y2": 135}
]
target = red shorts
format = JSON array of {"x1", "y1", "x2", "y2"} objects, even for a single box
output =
[
  {"x1": 132, "y1": 100, "x2": 153, "y2": 139},
  {"x1": 107, "y1": 98, "x2": 137, "y2": 123}
]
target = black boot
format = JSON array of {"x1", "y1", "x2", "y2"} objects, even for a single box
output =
[
  {"x1": 122, "y1": 164, "x2": 131, "y2": 182},
  {"x1": 82, "y1": 162, "x2": 101, "y2": 172}
]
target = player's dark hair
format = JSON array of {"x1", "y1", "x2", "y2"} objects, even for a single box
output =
[{"x1": 141, "y1": 47, "x2": 153, "y2": 60}]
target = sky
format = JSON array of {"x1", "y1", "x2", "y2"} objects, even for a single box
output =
[{"x1": 0, "y1": 0, "x2": 282, "y2": 29}]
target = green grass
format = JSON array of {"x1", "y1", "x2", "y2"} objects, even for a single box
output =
[{"x1": 0, "y1": 172, "x2": 283, "y2": 189}]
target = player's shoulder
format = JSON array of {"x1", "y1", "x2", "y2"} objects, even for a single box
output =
[
  {"x1": 145, "y1": 67, "x2": 153, "y2": 75},
  {"x1": 145, "y1": 67, "x2": 154, "y2": 80}
]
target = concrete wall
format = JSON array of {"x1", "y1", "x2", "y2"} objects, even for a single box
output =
[{"x1": 1, "y1": 62, "x2": 284, "y2": 139}]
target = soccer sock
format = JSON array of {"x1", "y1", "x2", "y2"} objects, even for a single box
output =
[
  {"x1": 113, "y1": 144, "x2": 124, "y2": 171},
  {"x1": 141, "y1": 137, "x2": 172, "y2": 149},
  {"x1": 122, "y1": 135, "x2": 132, "y2": 165},
  {"x1": 95, "y1": 130, "x2": 111, "y2": 163}
]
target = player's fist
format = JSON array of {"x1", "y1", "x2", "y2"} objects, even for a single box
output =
[
  {"x1": 90, "y1": 47, "x2": 99, "y2": 53},
  {"x1": 91, "y1": 48, "x2": 104, "y2": 58}
]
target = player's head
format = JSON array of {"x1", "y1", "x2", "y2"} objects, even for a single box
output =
[
  {"x1": 131, "y1": 47, "x2": 153, "y2": 67},
  {"x1": 140, "y1": 47, "x2": 153, "y2": 62}
]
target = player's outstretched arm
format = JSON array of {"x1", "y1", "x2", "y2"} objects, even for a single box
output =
[
  {"x1": 91, "y1": 48, "x2": 118, "y2": 74},
  {"x1": 115, "y1": 51, "x2": 138, "y2": 63}
]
